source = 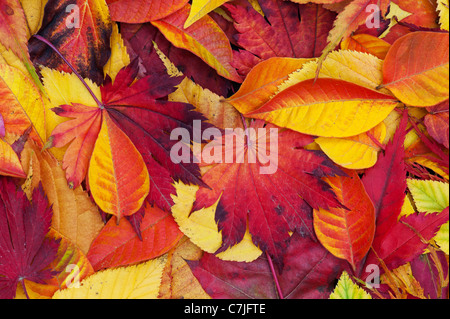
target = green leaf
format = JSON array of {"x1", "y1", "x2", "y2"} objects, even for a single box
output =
[
  {"x1": 407, "y1": 179, "x2": 449, "y2": 214},
  {"x1": 329, "y1": 271, "x2": 372, "y2": 299}
]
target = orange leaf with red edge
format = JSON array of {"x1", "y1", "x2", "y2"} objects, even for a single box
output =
[
  {"x1": 424, "y1": 100, "x2": 449, "y2": 149},
  {"x1": 382, "y1": 31, "x2": 449, "y2": 107},
  {"x1": 314, "y1": 169, "x2": 376, "y2": 270},
  {"x1": 87, "y1": 202, "x2": 183, "y2": 271},
  {"x1": 0, "y1": 0, "x2": 30, "y2": 61},
  {"x1": 341, "y1": 34, "x2": 391, "y2": 60},
  {"x1": 151, "y1": 4, "x2": 242, "y2": 83}
]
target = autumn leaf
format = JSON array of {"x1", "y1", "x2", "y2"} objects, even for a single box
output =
[
  {"x1": 193, "y1": 120, "x2": 345, "y2": 264},
  {"x1": 424, "y1": 100, "x2": 449, "y2": 149},
  {"x1": 314, "y1": 169, "x2": 376, "y2": 270},
  {"x1": 382, "y1": 31, "x2": 449, "y2": 107},
  {"x1": 28, "y1": 0, "x2": 112, "y2": 85},
  {"x1": 52, "y1": 256, "x2": 167, "y2": 299},
  {"x1": 0, "y1": 137, "x2": 26, "y2": 178},
  {"x1": 329, "y1": 271, "x2": 372, "y2": 299},
  {"x1": 246, "y1": 78, "x2": 398, "y2": 138},
  {"x1": 226, "y1": 0, "x2": 336, "y2": 77},
  {"x1": 0, "y1": 0, "x2": 30, "y2": 62},
  {"x1": 87, "y1": 202, "x2": 183, "y2": 271},
  {"x1": 0, "y1": 177, "x2": 60, "y2": 299}
]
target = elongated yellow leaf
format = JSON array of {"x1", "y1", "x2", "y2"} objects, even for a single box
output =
[
  {"x1": 52, "y1": 256, "x2": 167, "y2": 299},
  {"x1": 435, "y1": 221, "x2": 449, "y2": 255},
  {"x1": 329, "y1": 271, "x2": 372, "y2": 299},
  {"x1": 247, "y1": 78, "x2": 398, "y2": 138},
  {"x1": 88, "y1": 113, "x2": 150, "y2": 220},
  {"x1": 19, "y1": 0, "x2": 48, "y2": 37},
  {"x1": 185, "y1": 0, "x2": 230, "y2": 28},
  {"x1": 437, "y1": 0, "x2": 449, "y2": 31}
]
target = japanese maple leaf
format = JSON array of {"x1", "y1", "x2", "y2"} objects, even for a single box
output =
[
  {"x1": 193, "y1": 120, "x2": 345, "y2": 264},
  {"x1": 226, "y1": 0, "x2": 336, "y2": 77},
  {"x1": 0, "y1": 177, "x2": 60, "y2": 299},
  {"x1": 50, "y1": 59, "x2": 209, "y2": 214}
]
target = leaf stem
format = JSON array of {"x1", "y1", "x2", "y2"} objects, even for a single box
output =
[
  {"x1": 266, "y1": 252, "x2": 284, "y2": 299},
  {"x1": 20, "y1": 280, "x2": 30, "y2": 299},
  {"x1": 31, "y1": 35, "x2": 104, "y2": 109}
]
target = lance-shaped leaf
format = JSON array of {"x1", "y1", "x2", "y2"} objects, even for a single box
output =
[
  {"x1": 52, "y1": 256, "x2": 167, "y2": 299},
  {"x1": 87, "y1": 202, "x2": 183, "y2": 271},
  {"x1": 340, "y1": 33, "x2": 391, "y2": 60},
  {"x1": 121, "y1": 22, "x2": 232, "y2": 97},
  {"x1": 151, "y1": 4, "x2": 241, "y2": 83},
  {"x1": 106, "y1": 0, "x2": 189, "y2": 23},
  {"x1": 362, "y1": 109, "x2": 408, "y2": 237},
  {"x1": 28, "y1": 0, "x2": 112, "y2": 85},
  {"x1": 246, "y1": 78, "x2": 398, "y2": 138},
  {"x1": 193, "y1": 121, "x2": 345, "y2": 264},
  {"x1": 88, "y1": 112, "x2": 150, "y2": 221},
  {"x1": 382, "y1": 32, "x2": 449, "y2": 107},
  {"x1": 185, "y1": 0, "x2": 230, "y2": 28},
  {"x1": 0, "y1": 177, "x2": 60, "y2": 299},
  {"x1": 314, "y1": 170, "x2": 376, "y2": 270},
  {"x1": 226, "y1": 0, "x2": 336, "y2": 76},
  {"x1": 188, "y1": 233, "x2": 349, "y2": 299}
]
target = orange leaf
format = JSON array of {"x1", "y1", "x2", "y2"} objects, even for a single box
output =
[
  {"x1": 383, "y1": 31, "x2": 449, "y2": 107},
  {"x1": 314, "y1": 169, "x2": 376, "y2": 270},
  {"x1": 0, "y1": 0, "x2": 30, "y2": 61},
  {"x1": 151, "y1": 4, "x2": 242, "y2": 83},
  {"x1": 87, "y1": 202, "x2": 183, "y2": 271},
  {"x1": 341, "y1": 34, "x2": 391, "y2": 60},
  {"x1": 88, "y1": 112, "x2": 150, "y2": 220}
]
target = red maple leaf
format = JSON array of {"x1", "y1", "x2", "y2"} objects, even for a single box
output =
[
  {"x1": 0, "y1": 177, "x2": 60, "y2": 299},
  {"x1": 193, "y1": 120, "x2": 345, "y2": 264}
]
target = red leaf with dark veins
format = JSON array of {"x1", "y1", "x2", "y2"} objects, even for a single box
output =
[
  {"x1": 0, "y1": 177, "x2": 60, "y2": 299},
  {"x1": 226, "y1": 0, "x2": 336, "y2": 77},
  {"x1": 193, "y1": 121, "x2": 345, "y2": 265}
]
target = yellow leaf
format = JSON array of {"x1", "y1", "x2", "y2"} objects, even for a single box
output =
[
  {"x1": 21, "y1": 141, "x2": 104, "y2": 254},
  {"x1": 88, "y1": 113, "x2": 150, "y2": 220},
  {"x1": 104, "y1": 22, "x2": 130, "y2": 82},
  {"x1": 19, "y1": 0, "x2": 48, "y2": 37},
  {"x1": 0, "y1": 138, "x2": 26, "y2": 178},
  {"x1": 0, "y1": 63, "x2": 46, "y2": 143},
  {"x1": 277, "y1": 50, "x2": 390, "y2": 95},
  {"x1": 52, "y1": 256, "x2": 167, "y2": 299},
  {"x1": 435, "y1": 221, "x2": 449, "y2": 255},
  {"x1": 329, "y1": 271, "x2": 372, "y2": 299},
  {"x1": 169, "y1": 77, "x2": 243, "y2": 130},
  {"x1": 185, "y1": 0, "x2": 230, "y2": 28},
  {"x1": 171, "y1": 181, "x2": 262, "y2": 262},
  {"x1": 437, "y1": 0, "x2": 449, "y2": 31},
  {"x1": 316, "y1": 122, "x2": 387, "y2": 169},
  {"x1": 41, "y1": 67, "x2": 102, "y2": 159},
  {"x1": 248, "y1": 78, "x2": 398, "y2": 138},
  {"x1": 0, "y1": 43, "x2": 27, "y2": 74},
  {"x1": 407, "y1": 179, "x2": 449, "y2": 214}
]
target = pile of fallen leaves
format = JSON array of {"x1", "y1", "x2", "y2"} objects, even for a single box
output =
[{"x1": 0, "y1": 0, "x2": 449, "y2": 299}]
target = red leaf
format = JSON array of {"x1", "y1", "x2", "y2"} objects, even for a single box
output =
[
  {"x1": 193, "y1": 120, "x2": 345, "y2": 264},
  {"x1": 362, "y1": 109, "x2": 408, "y2": 237},
  {"x1": 363, "y1": 207, "x2": 449, "y2": 278},
  {"x1": 188, "y1": 234, "x2": 348, "y2": 299},
  {"x1": 0, "y1": 177, "x2": 60, "y2": 299},
  {"x1": 425, "y1": 100, "x2": 449, "y2": 149},
  {"x1": 87, "y1": 202, "x2": 183, "y2": 271},
  {"x1": 226, "y1": 1, "x2": 336, "y2": 77}
]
